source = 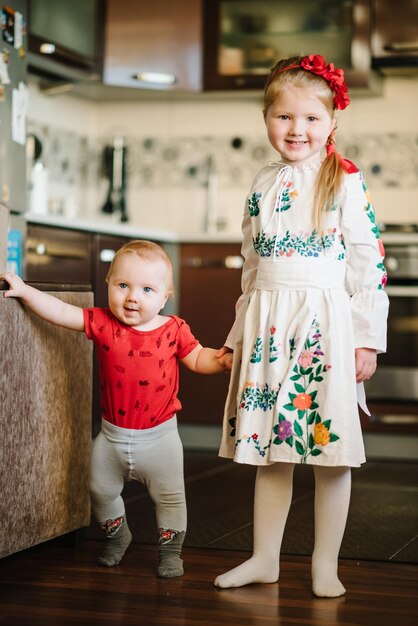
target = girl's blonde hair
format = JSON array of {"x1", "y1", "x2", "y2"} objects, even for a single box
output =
[
  {"x1": 106, "y1": 240, "x2": 174, "y2": 296},
  {"x1": 263, "y1": 56, "x2": 345, "y2": 231}
]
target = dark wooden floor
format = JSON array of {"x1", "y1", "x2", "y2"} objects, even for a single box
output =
[
  {"x1": 0, "y1": 538, "x2": 417, "y2": 626},
  {"x1": 2, "y1": 452, "x2": 418, "y2": 625}
]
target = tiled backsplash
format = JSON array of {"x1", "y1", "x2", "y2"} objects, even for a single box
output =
[{"x1": 27, "y1": 118, "x2": 418, "y2": 230}]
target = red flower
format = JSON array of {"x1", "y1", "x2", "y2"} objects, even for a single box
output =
[
  {"x1": 301, "y1": 54, "x2": 327, "y2": 74},
  {"x1": 300, "y1": 54, "x2": 350, "y2": 110}
]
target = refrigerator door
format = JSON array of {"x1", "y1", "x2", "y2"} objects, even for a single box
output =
[{"x1": 0, "y1": 0, "x2": 27, "y2": 214}]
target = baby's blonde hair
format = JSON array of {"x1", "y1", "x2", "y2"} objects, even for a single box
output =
[
  {"x1": 106, "y1": 240, "x2": 174, "y2": 296},
  {"x1": 263, "y1": 56, "x2": 345, "y2": 231}
]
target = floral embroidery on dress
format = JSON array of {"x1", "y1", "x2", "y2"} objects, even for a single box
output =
[
  {"x1": 377, "y1": 261, "x2": 388, "y2": 290},
  {"x1": 239, "y1": 382, "x2": 280, "y2": 412},
  {"x1": 276, "y1": 319, "x2": 339, "y2": 462},
  {"x1": 232, "y1": 319, "x2": 340, "y2": 463},
  {"x1": 250, "y1": 327, "x2": 281, "y2": 364},
  {"x1": 361, "y1": 176, "x2": 380, "y2": 239},
  {"x1": 248, "y1": 192, "x2": 262, "y2": 217},
  {"x1": 253, "y1": 228, "x2": 338, "y2": 258},
  {"x1": 360, "y1": 176, "x2": 387, "y2": 289},
  {"x1": 250, "y1": 335, "x2": 263, "y2": 363},
  {"x1": 276, "y1": 181, "x2": 298, "y2": 212},
  {"x1": 231, "y1": 423, "x2": 270, "y2": 458},
  {"x1": 269, "y1": 326, "x2": 281, "y2": 362}
]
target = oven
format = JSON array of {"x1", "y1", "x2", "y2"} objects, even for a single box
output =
[{"x1": 365, "y1": 228, "x2": 418, "y2": 406}]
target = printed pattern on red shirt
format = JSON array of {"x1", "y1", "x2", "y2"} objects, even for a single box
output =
[{"x1": 83, "y1": 309, "x2": 199, "y2": 429}]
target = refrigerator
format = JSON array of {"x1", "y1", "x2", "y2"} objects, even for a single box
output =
[{"x1": 0, "y1": 0, "x2": 27, "y2": 276}]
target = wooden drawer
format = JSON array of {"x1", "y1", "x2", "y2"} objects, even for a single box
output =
[{"x1": 26, "y1": 225, "x2": 93, "y2": 285}]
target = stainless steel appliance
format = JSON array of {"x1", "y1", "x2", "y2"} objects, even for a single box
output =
[
  {"x1": 0, "y1": 0, "x2": 28, "y2": 275},
  {"x1": 365, "y1": 226, "x2": 418, "y2": 405},
  {"x1": 0, "y1": 0, "x2": 27, "y2": 212}
]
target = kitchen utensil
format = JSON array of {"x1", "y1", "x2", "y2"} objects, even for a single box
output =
[{"x1": 102, "y1": 136, "x2": 128, "y2": 222}]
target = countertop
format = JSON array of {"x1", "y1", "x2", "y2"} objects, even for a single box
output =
[
  {"x1": 24, "y1": 213, "x2": 418, "y2": 246},
  {"x1": 25, "y1": 213, "x2": 243, "y2": 244}
]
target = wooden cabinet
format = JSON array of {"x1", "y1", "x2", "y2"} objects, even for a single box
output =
[
  {"x1": 0, "y1": 288, "x2": 93, "y2": 558},
  {"x1": 27, "y1": 0, "x2": 105, "y2": 82},
  {"x1": 371, "y1": 0, "x2": 418, "y2": 68},
  {"x1": 103, "y1": 0, "x2": 202, "y2": 91},
  {"x1": 203, "y1": 0, "x2": 378, "y2": 92},
  {"x1": 103, "y1": 0, "x2": 379, "y2": 94},
  {"x1": 26, "y1": 225, "x2": 93, "y2": 285},
  {"x1": 178, "y1": 243, "x2": 243, "y2": 424}
]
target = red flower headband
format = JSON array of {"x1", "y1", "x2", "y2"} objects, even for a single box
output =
[{"x1": 275, "y1": 54, "x2": 350, "y2": 110}]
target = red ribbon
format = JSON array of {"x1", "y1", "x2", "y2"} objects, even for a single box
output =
[{"x1": 326, "y1": 142, "x2": 358, "y2": 173}]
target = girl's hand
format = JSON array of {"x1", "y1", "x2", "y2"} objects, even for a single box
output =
[
  {"x1": 355, "y1": 348, "x2": 377, "y2": 383},
  {"x1": 0, "y1": 272, "x2": 29, "y2": 298},
  {"x1": 216, "y1": 346, "x2": 233, "y2": 373}
]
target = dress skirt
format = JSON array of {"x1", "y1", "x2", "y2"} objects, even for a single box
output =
[{"x1": 219, "y1": 257, "x2": 366, "y2": 468}]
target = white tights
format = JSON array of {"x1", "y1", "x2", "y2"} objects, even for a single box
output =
[{"x1": 214, "y1": 462, "x2": 351, "y2": 597}]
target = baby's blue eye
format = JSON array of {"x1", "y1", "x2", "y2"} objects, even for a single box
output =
[
  {"x1": 143, "y1": 286, "x2": 153, "y2": 293},
  {"x1": 119, "y1": 282, "x2": 128, "y2": 289}
]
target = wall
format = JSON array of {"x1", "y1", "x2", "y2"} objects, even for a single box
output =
[{"x1": 27, "y1": 76, "x2": 418, "y2": 234}]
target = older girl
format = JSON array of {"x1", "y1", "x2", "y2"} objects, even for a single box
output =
[{"x1": 215, "y1": 54, "x2": 388, "y2": 597}]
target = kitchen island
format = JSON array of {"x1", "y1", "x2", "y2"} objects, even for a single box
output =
[{"x1": 0, "y1": 283, "x2": 93, "y2": 558}]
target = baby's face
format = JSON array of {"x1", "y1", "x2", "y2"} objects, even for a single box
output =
[{"x1": 107, "y1": 253, "x2": 170, "y2": 330}]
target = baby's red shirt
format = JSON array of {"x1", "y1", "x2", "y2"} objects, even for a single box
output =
[{"x1": 83, "y1": 308, "x2": 199, "y2": 429}]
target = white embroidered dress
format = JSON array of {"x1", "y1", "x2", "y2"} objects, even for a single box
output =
[{"x1": 219, "y1": 160, "x2": 388, "y2": 468}]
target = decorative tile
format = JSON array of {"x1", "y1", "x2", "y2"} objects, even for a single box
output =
[{"x1": 26, "y1": 121, "x2": 418, "y2": 215}]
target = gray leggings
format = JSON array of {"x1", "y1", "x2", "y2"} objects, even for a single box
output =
[{"x1": 89, "y1": 417, "x2": 187, "y2": 533}]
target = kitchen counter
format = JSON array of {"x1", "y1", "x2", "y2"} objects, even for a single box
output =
[
  {"x1": 24, "y1": 212, "x2": 243, "y2": 244},
  {"x1": 25, "y1": 213, "x2": 418, "y2": 246},
  {"x1": 0, "y1": 285, "x2": 93, "y2": 558}
]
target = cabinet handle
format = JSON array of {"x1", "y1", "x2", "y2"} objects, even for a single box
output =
[
  {"x1": 383, "y1": 42, "x2": 418, "y2": 52},
  {"x1": 27, "y1": 243, "x2": 87, "y2": 260},
  {"x1": 385, "y1": 286, "x2": 418, "y2": 297},
  {"x1": 185, "y1": 255, "x2": 243, "y2": 269},
  {"x1": 100, "y1": 249, "x2": 116, "y2": 263}
]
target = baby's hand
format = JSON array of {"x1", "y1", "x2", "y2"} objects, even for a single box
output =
[
  {"x1": 0, "y1": 272, "x2": 28, "y2": 299},
  {"x1": 216, "y1": 346, "x2": 233, "y2": 373},
  {"x1": 355, "y1": 347, "x2": 377, "y2": 383}
]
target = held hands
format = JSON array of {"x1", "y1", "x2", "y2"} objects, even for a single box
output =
[
  {"x1": 216, "y1": 346, "x2": 233, "y2": 373},
  {"x1": 355, "y1": 347, "x2": 377, "y2": 383}
]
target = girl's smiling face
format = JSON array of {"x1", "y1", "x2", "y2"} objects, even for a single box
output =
[
  {"x1": 107, "y1": 252, "x2": 170, "y2": 330},
  {"x1": 265, "y1": 84, "x2": 336, "y2": 168}
]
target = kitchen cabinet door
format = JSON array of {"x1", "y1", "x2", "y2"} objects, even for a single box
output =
[
  {"x1": 27, "y1": 0, "x2": 105, "y2": 82},
  {"x1": 203, "y1": 0, "x2": 378, "y2": 92},
  {"x1": 103, "y1": 0, "x2": 202, "y2": 91},
  {"x1": 26, "y1": 224, "x2": 93, "y2": 285},
  {"x1": 371, "y1": 0, "x2": 418, "y2": 68},
  {"x1": 179, "y1": 243, "x2": 243, "y2": 424}
]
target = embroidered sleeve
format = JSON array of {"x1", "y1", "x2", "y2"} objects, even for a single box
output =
[
  {"x1": 341, "y1": 172, "x2": 389, "y2": 352},
  {"x1": 225, "y1": 195, "x2": 259, "y2": 348}
]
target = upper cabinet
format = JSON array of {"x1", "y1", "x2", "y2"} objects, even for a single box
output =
[
  {"x1": 103, "y1": 0, "x2": 202, "y2": 91},
  {"x1": 102, "y1": 0, "x2": 380, "y2": 95},
  {"x1": 27, "y1": 0, "x2": 105, "y2": 83},
  {"x1": 203, "y1": 0, "x2": 378, "y2": 92},
  {"x1": 371, "y1": 0, "x2": 418, "y2": 70}
]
